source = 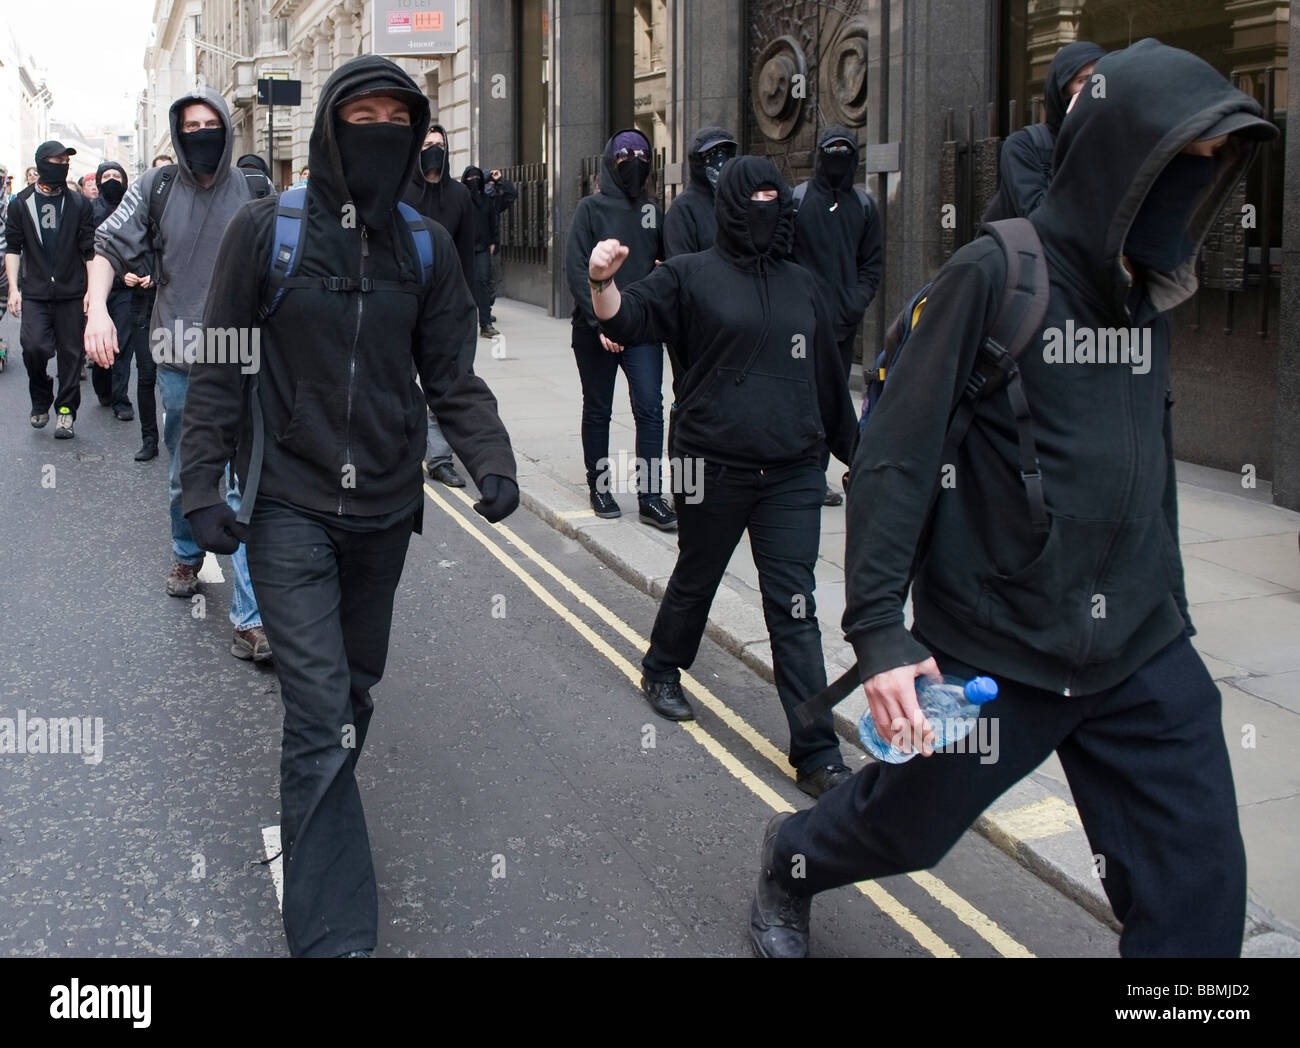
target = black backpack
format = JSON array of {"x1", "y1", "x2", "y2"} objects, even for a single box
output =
[
  {"x1": 797, "y1": 217, "x2": 1051, "y2": 728},
  {"x1": 146, "y1": 164, "x2": 271, "y2": 285}
]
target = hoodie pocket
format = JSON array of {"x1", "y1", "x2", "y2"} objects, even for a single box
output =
[
  {"x1": 275, "y1": 381, "x2": 348, "y2": 475},
  {"x1": 684, "y1": 367, "x2": 821, "y2": 464},
  {"x1": 976, "y1": 515, "x2": 1066, "y2": 641}
]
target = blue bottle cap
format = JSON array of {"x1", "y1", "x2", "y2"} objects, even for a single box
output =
[{"x1": 965, "y1": 676, "x2": 999, "y2": 704}]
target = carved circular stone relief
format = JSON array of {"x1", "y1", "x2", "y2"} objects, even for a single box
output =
[
  {"x1": 752, "y1": 35, "x2": 807, "y2": 141},
  {"x1": 822, "y1": 22, "x2": 869, "y2": 127}
]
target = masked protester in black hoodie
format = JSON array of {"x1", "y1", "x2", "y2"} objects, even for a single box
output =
[
  {"x1": 180, "y1": 55, "x2": 518, "y2": 959},
  {"x1": 751, "y1": 40, "x2": 1277, "y2": 960},
  {"x1": 791, "y1": 126, "x2": 883, "y2": 506},
  {"x1": 663, "y1": 126, "x2": 736, "y2": 257},
  {"x1": 566, "y1": 128, "x2": 677, "y2": 531},
  {"x1": 87, "y1": 162, "x2": 138, "y2": 421},
  {"x1": 593, "y1": 155, "x2": 858, "y2": 797},
  {"x1": 406, "y1": 124, "x2": 476, "y2": 488},
  {"x1": 982, "y1": 41, "x2": 1106, "y2": 222},
  {"x1": 461, "y1": 163, "x2": 517, "y2": 336}
]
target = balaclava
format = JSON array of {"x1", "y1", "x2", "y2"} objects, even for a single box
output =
[
  {"x1": 420, "y1": 143, "x2": 446, "y2": 178},
  {"x1": 702, "y1": 144, "x2": 735, "y2": 191},
  {"x1": 180, "y1": 128, "x2": 226, "y2": 175},
  {"x1": 35, "y1": 157, "x2": 68, "y2": 189},
  {"x1": 1124, "y1": 152, "x2": 1217, "y2": 272},
  {"x1": 611, "y1": 130, "x2": 650, "y2": 200},
  {"x1": 334, "y1": 106, "x2": 415, "y2": 229},
  {"x1": 747, "y1": 195, "x2": 780, "y2": 254}
]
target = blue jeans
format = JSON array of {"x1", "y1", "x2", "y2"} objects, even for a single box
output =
[{"x1": 158, "y1": 367, "x2": 261, "y2": 630}]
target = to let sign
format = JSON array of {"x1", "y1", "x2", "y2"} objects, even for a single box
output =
[{"x1": 372, "y1": 0, "x2": 457, "y2": 55}]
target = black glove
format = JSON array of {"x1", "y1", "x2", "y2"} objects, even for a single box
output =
[
  {"x1": 473, "y1": 474, "x2": 519, "y2": 524},
  {"x1": 186, "y1": 503, "x2": 249, "y2": 554}
]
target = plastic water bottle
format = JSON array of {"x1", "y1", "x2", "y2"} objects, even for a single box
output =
[{"x1": 858, "y1": 674, "x2": 999, "y2": 764}]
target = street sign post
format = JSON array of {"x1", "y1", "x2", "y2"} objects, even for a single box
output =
[
  {"x1": 372, "y1": 0, "x2": 457, "y2": 56},
  {"x1": 258, "y1": 78, "x2": 302, "y2": 186}
]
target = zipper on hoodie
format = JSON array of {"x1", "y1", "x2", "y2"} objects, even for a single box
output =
[
  {"x1": 735, "y1": 255, "x2": 772, "y2": 384},
  {"x1": 340, "y1": 223, "x2": 368, "y2": 514}
]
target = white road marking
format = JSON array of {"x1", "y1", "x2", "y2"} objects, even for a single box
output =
[{"x1": 262, "y1": 824, "x2": 284, "y2": 910}]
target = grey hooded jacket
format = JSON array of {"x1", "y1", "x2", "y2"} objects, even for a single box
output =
[{"x1": 94, "y1": 86, "x2": 251, "y2": 373}]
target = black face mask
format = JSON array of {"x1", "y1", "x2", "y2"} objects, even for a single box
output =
[
  {"x1": 179, "y1": 128, "x2": 226, "y2": 175},
  {"x1": 99, "y1": 178, "x2": 126, "y2": 207},
  {"x1": 420, "y1": 144, "x2": 446, "y2": 178},
  {"x1": 819, "y1": 148, "x2": 854, "y2": 185},
  {"x1": 1124, "y1": 153, "x2": 1217, "y2": 273},
  {"x1": 615, "y1": 157, "x2": 650, "y2": 200},
  {"x1": 36, "y1": 158, "x2": 67, "y2": 188},
  {"x1": 334, "y1": 120, "x2": 413, "y2": 229},
  {"x1": 465, "y1": 175, "x2": 483, "y2": 196},
  {"x1": 747, "y1": 199, "x2": 780, "y2": 254},
  {"x1": 703, "y1": 146, "x2": 734, "y2": 191}
]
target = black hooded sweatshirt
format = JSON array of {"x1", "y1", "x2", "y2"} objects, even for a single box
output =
[
  {"x1": 791, "y1": 125, "x2": 883, "y2": 341},
  {"x1": 462, "y1": 164, "x2": 517, "y2": 253},
  {"x1": 566, "y1": 128, "x2": 664, "y2": 332},
  {"x1": 404, "y1": 124, "x2": 475, "y2": 290},
  {"x1": 844, "y1": 39, "x2": 1275, "y2": 697},
  {"x1": 91, "y1": 162, "x2": 129, "y2": 291},
  {"x1": 180, "y1": 55, "x2": 516, "y2": 528},
  {"x1": 983, "y1": 41, "x2": 1106, "y2": 221},
  {"x1": 663, "y1": 125, "x2": 733, "y2": 257},
  {"x1": 601, "y1": 155, "x2": 855, "y2": 471}
]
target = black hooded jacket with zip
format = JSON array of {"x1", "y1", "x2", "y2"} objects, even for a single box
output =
[
  {"x1": 601, "y1": 155, "x2": 856, "y2": 471},
  {"x1": 179, "y1": 55, "x2": 516, "y2": 526},
  {"x1": 91, "y1": 162, "x2": 129, "y2": 291},
  {"x1": 566, "y1": 128, "x2": 663, "y2": 331},
  {"x1": 663, "y1": 125, "x2": 733, "y2": 257},
  {"x1": 791, "y1": 125, "x2": 882, "y2": 341},
  {"x1": 983, "y1": 41, "x2": 1106, "y2": 221},
  {"x1": 403, "y1": 123, "x2": 475, "y2": 290},
  {"x1": 843, "y1": 40, "x2": 1276, "y2": 697},
  {"x1": 4, "y1": 177, "x2": 95, "y2": 300}
]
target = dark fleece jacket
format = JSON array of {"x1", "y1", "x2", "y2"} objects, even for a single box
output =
[
  {"x1": 180, "y1": 54, "x2": 515, "y2": 528},
  {"x1": 844, "y1": 39, "x2": 1275, "y2": 696},
  {"x1": 601, "y1": 154, "x2": 855, "y2": 471},
  {"x1": 404, "y1": 125, "x2": 475, "y2": 290}
]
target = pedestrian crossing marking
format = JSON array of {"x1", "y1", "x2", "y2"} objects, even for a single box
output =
[
  {"x1": 984, "y1": 796, "x2": 1082, "y2": 842},
  {"x1": 427, "y1": 483, "x2": 1040, "y2": 958}
]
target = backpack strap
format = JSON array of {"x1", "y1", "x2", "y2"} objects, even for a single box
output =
[
  {"x1": 397, "y1": 200, "x2": 433, "y2": 285},
  {"x1": 147, "y1": 165, "x2": 177, "y2": 284},
  {"x1": 261, "y1": 185, "x2": 308, "y2": 319}
]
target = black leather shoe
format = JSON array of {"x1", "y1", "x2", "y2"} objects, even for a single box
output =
[
  {"x1": 134, "y1": 442, "x2": 159, "y2": 461},
  {"x1": 750, "y1": 812, "x2": 811, "y2": 958},
  {"x1": 590, "y1": 490, "x2": 621, "y2": 518},
  {"x1": 822, "y1": 487, "x2": 844, "y2": 507},
  {"x1": 640, "y1": 675, "x2": 694, "y2": 721},
  {"x1": 427, "y1": 461, "x2": 466, "y2": 487},
  {"x1": 638, "y1": 496, "x2": 678, "y2": 531},
  {"x1": 97, "y1": 393, "x2": 112, "y2": 407},
  {"x1": 114, "y1": 407, "x2": 135, "y2": 421},
  {"x1": 795, "y1": 763, "x2": 854, "y2": 799}
]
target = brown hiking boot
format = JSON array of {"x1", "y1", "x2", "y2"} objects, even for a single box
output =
[
  {"x1": 166, "y1": 561, "x2": 201, "y2": 597},
  {"x1": 231, "y1": 626, "x2": 273, "y2": 664}
]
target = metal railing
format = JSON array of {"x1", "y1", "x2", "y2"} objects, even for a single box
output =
[{"x1": 497, "y1": 161, "x2": 548, "y2": 266}]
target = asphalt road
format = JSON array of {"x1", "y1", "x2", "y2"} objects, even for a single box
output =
[{"x1": 0, "y1": 309, "x2": 1119, "y2": 957}]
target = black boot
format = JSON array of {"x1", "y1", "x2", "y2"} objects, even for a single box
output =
[{"x1": 750, "y1": 812, "x2": 812, "y2": 958}]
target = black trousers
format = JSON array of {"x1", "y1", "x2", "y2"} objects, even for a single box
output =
[
  {"x1": 21, "y1": 296, "x2": 85, "y2": 417},
  {"x1": 245, "y1": 499, "x2": 415, "y2": 958},
  {"x1": 773, "y1": 631, "x2": 1247, "y2": 957},
  {"x1": 90, "y1": 289, "x2": 134, "y2": 413},
  {"x1": 128, "y1": 291, "x2": 158, "y2": 446},
  {"x1": 642, "y1": 461, "x2": 841, "y2": 773}
]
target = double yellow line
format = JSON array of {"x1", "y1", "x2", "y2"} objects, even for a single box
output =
[{"x1": 424, "y1": 483, "x2": 1033, "y2": 958}]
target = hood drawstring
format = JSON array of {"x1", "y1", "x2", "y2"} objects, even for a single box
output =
[{"x1": 736, "y1": 255, "x2": 772, "y2": 385}]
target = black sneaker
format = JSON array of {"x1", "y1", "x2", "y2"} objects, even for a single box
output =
[
  {"x1": 795, "y1": 763, "x2": 854, "y2": 799},
  {"x1": 590, "y1": 490, "x2": 621, "y2": 518},
  {"x1": 114, "y1": 406, "x2": 135, "y2": 421},
  {"x1": 426, "y1": 461, "x2": 466, "y2": 487},
  {"x1": 638, "y1": 496, "x2": 678, "y2": 531},
  {"x1": 822, "y1": 487, "x2": 844, "y2": 507},
  {"x1": 480, "y1": 324, "x2": 500, "y2": 337},
  {"x1": 640, "y1": 676, "x2": 694, "y2": 721},
  {"x1": 134, "y1": 442, "x2": 159, "y2": 461},
  {"x1": 750, "y1": 812, "x2": 812, "y2": 958}
]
